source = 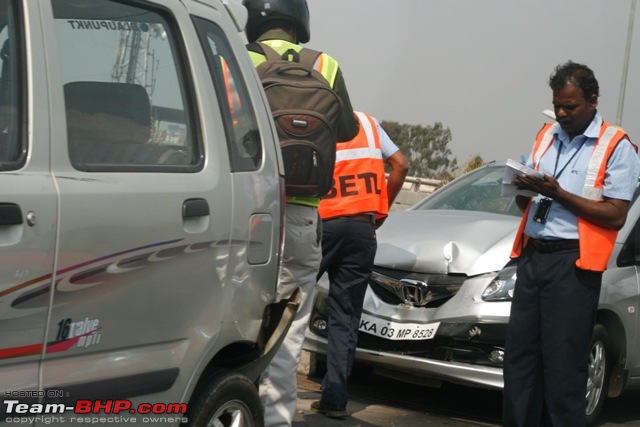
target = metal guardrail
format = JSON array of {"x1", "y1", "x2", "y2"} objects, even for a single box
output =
[
  {"x1": 401, "y1": 175, "x2": 443, "y2": 192},
  {"x1": 391, "y1": 175, "x2": 443, "y2": 211}
]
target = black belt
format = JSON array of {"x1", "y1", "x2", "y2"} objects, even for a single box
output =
[
  {"x1": 530, "y1": 238, "x2": 579, "y2": 253},
  {"x1": 326, "y1": 214, "x2": 375, "y2": 223}
]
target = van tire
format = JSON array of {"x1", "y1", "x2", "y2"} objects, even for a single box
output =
[
  {"x1": 586, "y1": 323, "x2": 610, "y2": 427},
  {"x1": 183, "y1": 370, "x2": 263, "y2": 427}
]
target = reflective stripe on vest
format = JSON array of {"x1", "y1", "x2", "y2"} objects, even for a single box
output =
[
  {"x1": 248, "y1": 40, "x2": 338, "y2": 87},
  {"x1": 583, "y1": 125, "x2": 627, "y2": 200},
  {"x1": 319, "y1": 111, "x2": 389, "y2": 220},
  {"x1": 510, "y1": 121, "x2": 629, "y2": 271}
]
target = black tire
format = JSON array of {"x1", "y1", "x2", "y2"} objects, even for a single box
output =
[
  {"x1": 586, "y1": 323, "x2": 610, "y2": 427},
  {"x1": 183, "y1": 370, "x2": 263, "y2": 427}
]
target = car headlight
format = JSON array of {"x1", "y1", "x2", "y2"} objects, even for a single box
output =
[{"x1": 481, "y1": 265, "x2": 517, "y2": 301}]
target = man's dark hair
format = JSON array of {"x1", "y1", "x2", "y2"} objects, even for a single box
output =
[{"x1": 549, "y1": 61, "x2": 600, "y2": 99}]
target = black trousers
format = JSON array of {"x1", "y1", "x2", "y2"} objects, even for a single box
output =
[
  {"x1": 503, "y1": 242, "x2": 601, "y2": 427},
  {"x1": 316, "y1": 216, "x2": 377, "y2": 408}
]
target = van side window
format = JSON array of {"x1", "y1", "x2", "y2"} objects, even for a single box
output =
[
  {"x1": 52, "y1": 0, "x2": 201, "y2": 171},
  {"x1": 193, "y1": 17, "x2": 262, "y2": 172},
  {"x1": 0, "y1": 0, "x2": 26, "y2": 169}
]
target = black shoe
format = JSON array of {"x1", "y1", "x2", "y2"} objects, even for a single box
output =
[{"x1": 310, "y1": 400, "x2": 348, "y2": 418}]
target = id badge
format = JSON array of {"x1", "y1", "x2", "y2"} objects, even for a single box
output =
[{"x1": 533, "y1": 198, "x2": 552, "y2": 224}]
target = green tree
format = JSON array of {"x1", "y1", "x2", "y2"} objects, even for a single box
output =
[
  {"x1": 461, "y1": 155, "x2": 486, "y2": 173},
  {"x1": 381, "y1": 120, "x2": 457, "y2": 179}
]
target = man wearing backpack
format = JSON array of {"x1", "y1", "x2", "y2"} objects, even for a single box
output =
[{"x1": 242, "y1": 1, "x2": 359, "y2": 426}]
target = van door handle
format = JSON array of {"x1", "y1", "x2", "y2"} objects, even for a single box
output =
[
  {"x1": 0, "y1": 203, "x2": 23, "y2": 226},
  {"x1": 183, "y1": 199, "x2": 209, "y2": 218}
]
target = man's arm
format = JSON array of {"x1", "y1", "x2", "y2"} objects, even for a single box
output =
[
  {"x1": 385, "y1": 150, "x2": 409, "y2": 208},
  {"x1": 331, "y1": 68, "x2": 358, "y2": 142},
  {"x1": 514, "y1": 173, "x2": 630, "y2": 230}
]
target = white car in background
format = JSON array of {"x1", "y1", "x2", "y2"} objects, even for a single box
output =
[{"x1": 304, "y1": 163, "x2": 640, "y2": 426}]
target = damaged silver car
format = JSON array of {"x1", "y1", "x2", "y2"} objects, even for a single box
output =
[{"x1": 304, "y1": 163, "x2": 640, "y2": 425}]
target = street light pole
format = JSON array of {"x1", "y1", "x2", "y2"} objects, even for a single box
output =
[{"x1": 616, "y1": 0, "x2": 636, "y2": 126}]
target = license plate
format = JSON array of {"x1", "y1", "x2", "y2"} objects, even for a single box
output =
[{"x1": 358, "y1": 312, "x2": 440, "y2": 341}]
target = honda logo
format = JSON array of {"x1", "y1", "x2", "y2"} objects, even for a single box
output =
[{"x1": 400, "y1": 279, "x2": 431, "y2": 307}]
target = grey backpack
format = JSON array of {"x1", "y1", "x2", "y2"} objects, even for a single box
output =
[{"x1": 251, "y1": 42, "x2": 343, "y2": 197}]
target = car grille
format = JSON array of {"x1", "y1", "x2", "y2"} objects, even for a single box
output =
[{"x1": 369, "y1": 266, "x2": 465, "y2": 307}]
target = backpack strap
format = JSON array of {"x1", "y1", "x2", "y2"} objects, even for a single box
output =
[
  {"x1": 254, "y1": 42, "x2": 282, "y2": 61},
  {"x1": 298, "y1": 48, "x2": 322, "y2": 69},
  {"x1": 248, "y1": 42, "x2": 322, "y2": 67}
]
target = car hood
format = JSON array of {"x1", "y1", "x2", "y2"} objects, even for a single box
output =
[{"x1": 375, "y1": 209, "x2": 521, "y2": 276}]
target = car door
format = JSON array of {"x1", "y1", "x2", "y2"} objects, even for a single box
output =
[
  {"x1": 0, "y1": 0, "x2": 58, "y2": 407},
  {"x1": 602, "y1": 195, "x2": 640, "y2": 379},
  {"x1": 38, "y1": 0, "x2": 237, "y2": 402}
]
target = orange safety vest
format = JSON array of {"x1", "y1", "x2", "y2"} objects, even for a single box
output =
[
  {"x1": 319, "y1": 111, "x2": 389, "y2": 221},
  {"x1": 511, "y1": 121, "x2": 633, "y2": 271}
]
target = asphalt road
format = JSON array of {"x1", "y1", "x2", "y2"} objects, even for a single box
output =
[
  {"x1": 294, "y1": 374, "x2": 486, "y2": 427},
  {"x1": 294, "y1": 352, "x2": 640, "y2": 427}
]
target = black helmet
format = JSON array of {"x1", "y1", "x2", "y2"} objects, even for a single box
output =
[{"x1": 243, "y1": 0, "x2": 310, "y2": 44}]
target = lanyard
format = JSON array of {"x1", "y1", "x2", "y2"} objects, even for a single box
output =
[{"x1": 552, "y1": 140, "x2": 583, "y2": 179}]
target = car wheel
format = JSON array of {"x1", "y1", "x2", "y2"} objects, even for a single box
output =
[
  {"x1": 183, "y1": 370, "x2": 263, "y2": 427},
  {"x1": 586, "y1": 323, "x2": 609, "y2": 427}
]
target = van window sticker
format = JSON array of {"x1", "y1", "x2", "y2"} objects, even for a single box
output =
[{"x1": 66, "y1": 20, "x2": 151, "y2": 32}]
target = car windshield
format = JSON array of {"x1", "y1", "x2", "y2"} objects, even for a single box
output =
[{"x1": 412, "y1": 165, "x2": 522, "y2": 217}]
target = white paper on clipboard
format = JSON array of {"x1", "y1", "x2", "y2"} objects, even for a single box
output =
[{"x1": 501, "y1": 158, "x2": 544, "y2": 197}]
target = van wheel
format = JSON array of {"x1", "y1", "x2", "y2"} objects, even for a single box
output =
[
  {"x1": 586, "y1": 323, "x2": 609, "y2": 427},
  {"x1": 183, "y1": 370, "x2": 263, "y2": 427}
]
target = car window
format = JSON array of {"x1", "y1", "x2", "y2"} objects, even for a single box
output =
[
  {"x1": 52, "y1": 0, "x2": 201, "y2": 171},
  {"x1": 413, "y1": 166, "x2": 521, "y2": 217},
  {"x1": 193, "y1": 17, "x2": 262, "y2": 172},
  {"x1": 0, "y1": 0, "x2": 25, "y2": 169}
]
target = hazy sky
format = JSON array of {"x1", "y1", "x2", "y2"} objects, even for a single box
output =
[{"x1": 304, "y1": 0, "x2": 640, "y2": 167}]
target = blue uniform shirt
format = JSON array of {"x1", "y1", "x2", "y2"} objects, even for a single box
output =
[
  {"x1": 524, "y1": 112, "x2": 640, "y2": 240},
  {"x1": 373, "y1": 117, "x2": 399, "y2": 160}
]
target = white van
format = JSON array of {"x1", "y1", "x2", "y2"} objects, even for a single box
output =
[{"x1": 0, "y1": 1, "x2": 293, "y2": 426}]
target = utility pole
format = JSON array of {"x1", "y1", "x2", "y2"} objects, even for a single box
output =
[{"x1": 616, "y1": 0, "x2": 636, "y2": 126}]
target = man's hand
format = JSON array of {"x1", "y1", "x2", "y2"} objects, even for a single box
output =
[
  {"x1": 514, "y1": 173, "x2": 560, "y2": 199},
  {"x1": 514, "y1": 173, "x2": 630, "y2": 231}
]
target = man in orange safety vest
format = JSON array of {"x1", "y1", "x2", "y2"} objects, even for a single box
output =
[{"x1": 311, "y1": 111, "x2": 408, "y2": 418}]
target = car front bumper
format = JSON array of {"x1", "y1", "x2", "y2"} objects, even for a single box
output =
[
  {"x1": 303, "y1": 277, "x2": 511, "y2": 390},
  {"x1": 303, "y1": 329, "x2": 504, "y2": 390}
]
